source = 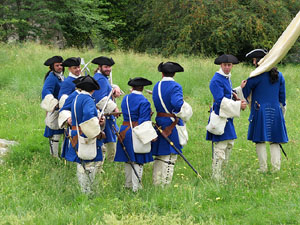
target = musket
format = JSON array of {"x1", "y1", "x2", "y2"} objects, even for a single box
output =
[
  {"x1": 279, "y1": 144, "x2": 288, "y2": 160},
  {"x1": 104, "y1": 112, "x2": 123, "y2": 117},
  {"x1": 81, "y1": 58, "x2": 92, "y2": 76},
  {"x1": 111, "y1": 123, "x2": 141, "y2": 183},
  {"x1": 98, "y1": 89, "x2": 114, "y2": 119},
  {"x1": 145, "y1": 89, "x2": 153, "y2": 95},
  {"x1": 97, "y1": 90, "x2": 120, "y2": 134},
  {"x1": 109, "y1": 70, "x2": 125, "y2": 95},
  {"x1": 49, "y1": 138, "x2": 54, "y2": 156},
  {"x1": 153, "y1": 122, "x2": 202, "y2": 178}
]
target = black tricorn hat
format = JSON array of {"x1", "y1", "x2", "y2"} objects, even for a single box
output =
[
  {"x1": 128, "y1": 77, "x2": 152, "y2": 87},
  {"x1": 75, "y1": 75, "x2": 100, "y2": 92},
  {"x1": 92, "y1": 56, "x2": 115, "y2": 66},
  {"x1": 245, "y1": 49, "x2": 267, "y2": 59},
  {"x1": 158, "y1": 62, "x2": 184, "y2": 73},
  {"x1": 72, "y1": 76, "x2": 85, "y2": 85},
  {"x1": 61, "y1": 57, "x2": 81, "y2": 67},
  {"x1": 214, "y1": 54, "x2": 239, "y2": 65},
  {"x1": 44, "y1": 56, "x2": 63, "y2": 66}
]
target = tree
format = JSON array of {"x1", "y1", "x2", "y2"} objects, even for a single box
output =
[
  {"x1": 0, "y1": 0, "x2": 117, "y2": 48},
  {"x1": 128, "y1": 0, "x2": 299, "y2": 58}
]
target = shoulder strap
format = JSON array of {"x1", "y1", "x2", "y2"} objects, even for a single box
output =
[
  {"x1": 74, "y1": 94, "x2": 81, "y2": 139},
  {"x1": 126, "y1": 95, "x2": 133, "y2": 129},
  {"x1": 158, "y1": 81, "x2": 175, "y2": 122}
]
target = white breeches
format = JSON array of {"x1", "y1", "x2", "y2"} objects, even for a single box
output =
[
  {"x1": 97, "y1": 142, "x2": 116, "y2": 173},
  {"x1": 153, "y1": 154, "x2": 178, "y2": 186},
  {"x1": 256, "y1": 143, "x2": 281, "y2": 172},
  {"x1": 212, "y1": 140, "x2": 234, "y2": 180},
  {"x1": 102, "y1": 142, "x2": 116, "y2": 162},
  {"x1": 124, "y1": 163, "x2": 143, "y2": 192},
  {"x1": 49, "y1": 134, "x2": 61, "y2": 157},
  {"x1": 77, "y1": 161, "x2": 100, "y2": 194}
]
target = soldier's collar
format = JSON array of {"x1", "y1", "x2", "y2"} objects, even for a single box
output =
[
  {"x1": 53, "y1": 71, "x2": 64, "y2": 81},
  {"x1": 161, "y1": 77, "x2": 174, "y2": 82},
  {"x1": 68, "y1": 72, "x2": 80, "y2": 79},
  {"x1": 96, "y1": 70, "x2": 109, "y2": 78},
  {"x1": 80, "y1": 90, "x2": 92, "y2": 96},
  {"x1": 132, "y1": 90, "x2": 143, "y2": 95}
]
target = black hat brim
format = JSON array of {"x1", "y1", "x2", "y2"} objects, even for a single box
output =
[
  {"x1": 61, "y1": 57, "x2": 81, "y2": 67},
  {"x1": 158, "y1": 62, "x2": 184, "y2": 73},
  {"x1": 92, "y1": 56, "x2": 115, "y2": 66},
  {"x1": 245, "y1": 49, "x2": 267, "y2": 59},
  {"x1": 214, "y1": 54, "x2": 239, "y2": 65},
  {"x1": 44, "y1": 56, "x2": 63, "y2": 66},
  {"x1": 128, "y1": 77, "x2": 152, "y2": 87},
  {"x1": 76, "y1": 75, "x2": 100, "y2": 91},
  {"x1": 72, "y1": 76, "x2": 85, "y2": 85}
]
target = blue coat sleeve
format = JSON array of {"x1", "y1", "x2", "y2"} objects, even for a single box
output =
[
  {"x1": 138, "y1": 100, "x2": 151, "y2": 124},
  {"x1": 42, "y1": 75, "x2": 56, "y2": 99},
  {"x1": 59, "y1": 92, "x2": 75, "y2": 112},
  {"x1": 279, "y1": 73, "x2": 286, "y2": 106},
  {"x1": 170, "y1": 84, "x2": 184, "y2": 113},
  {"x1": 82, "y1": 98, "x2": 98, "y2": 122},
  {"x1": 58, "y1": 80, "x2": 75, "y2": 100},
  {"x1": 210, "y1": 79, "x2": 225, "y2": 114},
  {"x1": 242, "y1": 77, "x2": 257, "y2": 100},
  {"x1": 93, "y1": 77, "x2": 111, "y2": 103}
]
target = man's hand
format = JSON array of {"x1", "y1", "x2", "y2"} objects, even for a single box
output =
[
  {"x1": 113, "y1": 107, "x2": 120, "y2": 118},
  {"x1": 53, "y1": 103, "x2": 59, "y2": 112},
  {"x1": 232, "y1": 92, "x2": 239, "y2": 101},
  {"x1": 113, "y1": 86, "x2": 121, "y2": 98},
  {"x1": 151, "y1": 138, "x2": 158, "y2": 142},
  {"x1": 67, "y1": 117, "x2": 72, "y2": 126},
  {"x1": 240, "y1": 80, "x2": 247, "y2": 88},
  {"x1": 240, "y1": 100, "x2": 247, "y2": 110},
  {"x1": 99, "y1": 116, "x2": 106, "y2": 126}
]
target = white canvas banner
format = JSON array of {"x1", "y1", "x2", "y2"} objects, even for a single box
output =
[{"x1": 250, "y1": 11, "x2": 300, "y2": 77}]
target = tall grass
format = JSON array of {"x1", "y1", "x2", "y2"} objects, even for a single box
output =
[{"x1": 0, "y1": 42, "x2": 300, "y2": 224}]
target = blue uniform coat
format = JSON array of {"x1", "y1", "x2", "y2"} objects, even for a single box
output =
[
  {"x1": 152, "y1": 78, "x2": 184, "y2": 155},
  {"x1": 59, "y1": 90, "x2": 80, "y2": 158},
  {"x1": 242, "y1": 72, "x2": 288, "y2": 143},
  {"x1": 65, "y1": 93, "x2": 103, "y2": 163},
  {"x1": 92, "y1": 72, "x2": 118, "y2": 143},
  {"x1": 114, "y1": 92, "x2": 153, "y2": 164},
  {"x1": 58, "y1": 75, "x2": 77, "y2": 100},
  {"x1": 41, "y1": 72, "x2": 64, "y2": 137},
  {"x1": 206, "y1": 72, "x2": 237, "y2": 142}
]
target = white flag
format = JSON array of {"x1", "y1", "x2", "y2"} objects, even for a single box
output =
[{"x1": 250, "y1": 11, "x2": 300, "y2": 77}]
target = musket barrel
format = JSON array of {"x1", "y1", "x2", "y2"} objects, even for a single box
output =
[
  {"x1": 111, "y1": 123, "x2": 142, "y2": 183},
  {"x1": 153, "y1": 122, "x2": 201, "y2": 178}
]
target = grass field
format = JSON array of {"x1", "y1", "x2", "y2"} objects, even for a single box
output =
[{"x1": 0, "y1": 42, "x2": 300, "y2": 224}]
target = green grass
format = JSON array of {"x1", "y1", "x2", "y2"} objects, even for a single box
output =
[{"x1": 0, "y1": 42, "x2": 300, "y2": 224}]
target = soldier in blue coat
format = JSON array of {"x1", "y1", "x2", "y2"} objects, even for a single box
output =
[
  {"x1": 41, "y1": 56, "x2": 64, "y2": 157},
  {"x1": 92, "y1": 56, "x2": 121, "y2": 170},
  {"x1": 243, "y1": 49, "x2": 288, "y2": 172},
  {"x1": 58, "y1": 76, "x2": 84, "y2": 159},
  {"x1": 206, "y1": 54, "x2": 247, "y2": 181},
  {"x1": 58, "y1": 57, "x2": 82, "y2": 108},
  {"x1": 115, "y1": 77, "x2": 157, "y2": 191},
  {"x1": 152, "y1": 62, "x2": 193, "y2": 186},
  {"x1": 67, "y1": 75, "x2": 105, "y2": 193}
]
